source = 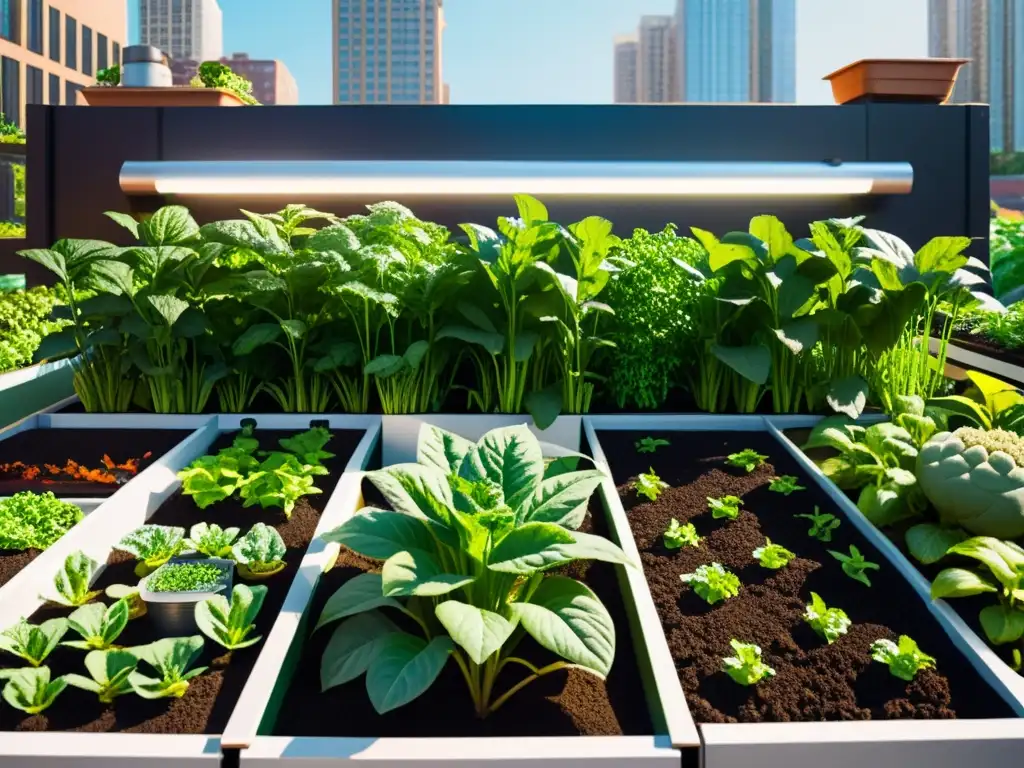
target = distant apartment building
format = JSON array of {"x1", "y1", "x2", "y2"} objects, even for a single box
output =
[
  {"x1": 332, "y1": 0, "x2": 447, "y2": 104},
  {"x1": 171, "y1": 53, "x2": 299, "y2": 104},
  {"x1": 139, "y1": 0, "x2": 222, "y2": 62},
  {"x1": 638, "y1": 15, "x2": 675, "y2": 103},
  {"x1": 929, "y1": 0, "x2": 1024, "y2": 152},
  {"x1": 613, "y1": 35, "x2": 638, "y2": 103},
  {"x1": 0, "y1": 0, "x2": 127, "y2": 126}
]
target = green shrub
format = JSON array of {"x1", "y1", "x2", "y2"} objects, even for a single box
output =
[{"x1": 0, "y1": 286, "x2": 69, "y2": 372}]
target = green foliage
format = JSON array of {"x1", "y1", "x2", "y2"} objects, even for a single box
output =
[
  {"x1": 680, "y1": 562, "x2": 741, "y2": 605},
  {"x1": 240, "y1": 451, "x2": 323, "y2": 517},
  {"x1": 184, "y1": 522, "x2": 240, "y2": 558},
  {"x1": 636, "y1": 468, "x2": 668, "y2": 502},
  {"x1": 145, "y1": 562, "x2": 226, "y2": 593},
  {"x1": 44, "y1": 551, "x2": 102, "y2": 607},
  {"x1": 663, "y1": 518, "x2": 700, "y2": 549},
  {"x1": 0, "y1": 491, "x2": 82, "y2": 551},
  {"x1": 635, "y1": 436, "x2": 670, "y2": 454},
  {"x1": 0, "y1": 617, "x2": 67, "y2": 666},
  {"x1": 0, "y1": 667, "x2": 66, "y2": 713},
  {"x1": 316, "y1": 424, "x2": 630, "y2": 717},
  {"x1": 0, "y1": 287, "x2": 70, "y2": 373},
  {"x1": 0, "y1": 112, "x2": 24, "y2": 141},
  {"x1": 752, "y1": 538, "x2": 795, "y2": 569},
  {"x1": 0, "y1": 220, "x2": 25, "y2": 238},
  {"x1": 870, "y1": 635, "x2": 936, "y2": 681},
  {"x1": 794, "y1": 506, "x2": 841, "y2": 541},
  {"x1": 195, "y1": 584, "x2": 268, "y2": 650},
  {"x1": 129, "y1": 636, "x2": 207, "y2": 698},
  {"x1": 64, "y1": 649, "x2": 138, "y2": 702},
  {"x1": 928, "y1": 369, "x2": 1024, "y2": 435},
  {"x1": 803, "y1": 592, "x2": 851, "y2": 644},
  {"x1": 721, "y1": 639, "x2": 775, "y2": 685},
  {"x1": 768, "y1": 475, "x2": 805, "y2": 495},
  {"x1": 726, "y1": 449, "x2": 767, "y2": 473},
  {"x1": 115, "y1": 525, "x2": 186, "y2": 573},
  {"x1": 231, "y1": 523, "x2": 287, "y2": 577},
  {"x1": 96, "y1": 65, "x2": 120, "y2": 86},
  {"x1": 707, "y1": 495, "x2": 742, "y2": 520},
  {"x1": 62, "y1": 599, "x2": 129, "y2": 651},
  {"x1": 191, "y1": 61, "x2": 260, "y2": 104},
  {"x1": 828, "y1": 545, "x2": 880, "y2": 587}
]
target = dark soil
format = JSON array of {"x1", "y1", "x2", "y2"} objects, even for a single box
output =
[
  {"x1": 949, "y1": 331, "x2": 1024, "y2": 378},
  {"x1": 0, "y1": 428, "x2": 365, "y2": 734},
  {"x1": 271, "y1": 479, "x2": 654, "y2": 738},
  {"x1": 0, "y1": 428, "x2": 194, "y2": 589},
  {"x1": 598, "y1": 430, "x2": 1014, "y2": 723}
]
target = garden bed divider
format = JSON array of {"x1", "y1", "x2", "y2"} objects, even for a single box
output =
[
  {"x1": 928, "y1": 336, "x2": 1024, "y2": 386},
  {"x1": 0, "y1": 358, "x2": 75, "y2": 430},
  {"x1": 585, "y1": 413, "x2": 1024, "y2": 768}
]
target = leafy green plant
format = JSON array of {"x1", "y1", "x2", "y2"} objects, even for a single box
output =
[
  {"x1": 870, "y1": 635, "x2": 936, "y2": 681},
  {"x1": 636, "y1": 468, "x2": 669, "y2": 502},
  {"x1": 664, "y1": 518, "x2": 700, "y2": 549},
  {"x1": 145, "y1": 562, "x2": 226, "y2": 593},
  {"x1": 726, "y1": 449, "x2": 767, "y2": 473},
  {"x1": 768, "y1": 475, "x2": 805, "y2": 495},
  {"x1": 0, "y1": 667, "x2": 66, "y2": 713},
  {"x1": 279, "y1": 427, "x2": 335, "y2": 466},
  {"x1": 129, "y1": 636, "x2": 208, "y2": 699},
  {"x1": 240, "y1": 452, "x2": 323, "y2": 517},
  {"x1": 708, "y1": 495, "x2": 742, "y2": 520},
  {"x1": 62, "y1": 599, "x2": 129, "y2": 651},
  {"x1": 722, "y1": 639, "x2": 775, "y2": 685},
  {"x1": 43, "y1": 551, "x2": 102, "y2": 606},
  {"x1": 0, "y1": 287, "x2": 69, "y2": 373},
  {"x1": 829, "y1": 545, "x2": 880, "y2": 587},
  {"x1": 231, "y1": 523, "x2": 287, "y2": 579},
  {"x1": 680, "y1": 562, "x2": 741, "y2": 604},
  {"x1": 195, "y1": 584, "x2": 268, "y2": 650},
  {"x1": 0, "y1": 618, "x2": 67, "y2": 666},
  {"x1": 635, "y1": 437, "x2": 670, "y2": 454},
  {"x1": 105, "y1": 583, "x2": 146, "y2": 620},
  {"x1": 989, "y1": 211, "x2": 1024, "y2": 305},
  {"x1": 191, "y1": 61, "x2": 260, "y2": 104},
  {"x1": 96, "y1": 64, "x2": 120, "y2": 86},
  {"x1": 184, "y1": 522, "x2": 240, "y2": 558},
  {"x1": 753, "y1": 538, "x2": 795, "y2": 569},
  {"x1": 803, "y1": 592, "x2": 851, "y2": 644},
  {"x1": 928, "y1": 369, "x2": 1024, "y2": 436},
  {"x1": 0, "y1": 491, "x2": 83, "y2": 551},
  {"x1": 64, "y1": 649, "x2": 139, "y2": 703},
  {"x1": 316, "y1": 424, "x2": 630, "y2": 717},
  {"x1": 115, "y1": 525, "x2": 187, "y2": 576},
  {"x1": 795, "y1": 507, "x2": 841, "y2": 541}
]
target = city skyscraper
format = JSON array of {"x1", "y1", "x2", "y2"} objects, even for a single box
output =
[
  {"x1": 637, "y1": 15, "x2": 675, "y2": 103},
  {"x1": 613, "y1": 35, "x2": 638, "y2": 103},
  {"x1": 332, "y1": 0, "x2": 446, "y2": 104},
  {"x1": 929, "y1": 0, "x2": 1024, "y2": 152},
  {"x1": 139, "y1": 0, "x2": 222, "y2": 62}
]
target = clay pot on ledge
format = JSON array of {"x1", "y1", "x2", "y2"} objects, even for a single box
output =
[
  {"x1": 824, "y1": 58, "x2": 969, "y2": 105},
  {"x1": 79, "y1": 86, "x2": 247, "y2": 108}
]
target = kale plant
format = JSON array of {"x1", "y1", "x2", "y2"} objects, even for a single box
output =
[
  {"x1": 115, "y1": 525, "x2": 187, "y2": 576},
  {"x1": 231, "y1": 523, "x2": 287, "y2": 578},
  {"x1": 0, "y1": 618, "x2": 67, "y2": 666}
]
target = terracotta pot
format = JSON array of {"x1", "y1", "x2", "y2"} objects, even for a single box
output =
[
  {"x1": 79, "y1": 86, "x2": 247, "y2": 107},
  {"x1": 824, "y1": 58, "x2": 969, "y2": 105}
]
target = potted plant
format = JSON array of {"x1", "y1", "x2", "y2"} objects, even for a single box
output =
[
  {"x1": 81, "y1": 58, "x2": 257, "y2": 108},
  {"x1": 138, "y1": 556, "x2": 233, "y2": 635},
  {"x1": 824, "y1": 58, "x2": 969, "y2": 105}
]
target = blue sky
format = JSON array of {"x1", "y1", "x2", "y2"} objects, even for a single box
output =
[{"x1": 128, "y1": 0, "x2": 927, "y2": 105}]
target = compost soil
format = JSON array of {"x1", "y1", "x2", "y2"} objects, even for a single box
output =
[
  {"x1": 272, "y1": 479, "x2": 654, "y2": 738},
  {"x1": 0, "y1": 428, "x2": 194, "y2": 588},
  {"x1": 598, "y1": 430, "x2": 1012, "y2": 723},
  {"x1": 0, "y1": 428, "x2": 364, "y2": 734}
]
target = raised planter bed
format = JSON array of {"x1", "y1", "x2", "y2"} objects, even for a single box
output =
[
  {"x1": 585, "y1": 414, "x2": 1024, "y2": 768},
  {"x1": 229, "y1": 415, "x2": 684, "y2": 767},
  {"x1": 0, "y1": 414, "x2": 378, "y2": 766},
  {"x1": 929, "y1": 335, "x2": 1024, "y2": 387},
  {"x1": 0, "y1": 358, "x2": 75, "y2": 430}
]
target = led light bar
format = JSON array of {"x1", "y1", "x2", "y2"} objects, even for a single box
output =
[{"x1": 119, "y1": 160, "x2": 914, "y2": 197}]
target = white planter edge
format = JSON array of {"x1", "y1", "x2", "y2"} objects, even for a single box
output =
[
  {"x1": 929, "y1": 335, "x2": 1024, "y2": 386},
  {"x1": 0, "y1": 357, "x2": 74, "y2": 391}
]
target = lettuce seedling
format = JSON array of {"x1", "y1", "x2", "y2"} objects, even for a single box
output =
[
  {"x1": 64, "y1": 649, "x2": 139, "y2": 703},
  {"x1": 0, "y1": 491, "x2": 83, "y2": 551},
  {"x1": 803, "y1": 592, "x2": 851, "y2": 644},
  {"x1": 753, "y1": 538, "x2": 795, "y2": 569},
  {"x1": 726, "y1": 449, "x2": 767, "y2": 473},
  {"x1": 177, "y1": 454, "x2": 248, "y2": 509},
  {"x1": 62, "y1": 599, "x2": 130, "y2": 651},
  {"x1": 635, "y1": 468, "x2": 669, "y2": 502},
  {"x1": 635, "y1": 437, "x2": 670, "y2": 454},
  {"x1": 278, "y1": 427, "x2": 335, "y2": 466},
  {"x1": 870, "y1": 635, "x2": 936, "y2": 681},
  {"x1": 722, "y1": 639, "x2": 775, "y2": 685},
  {"x1": 106, "y1": 583, "x2": 146, "y2": 620},
  {"x1": 680, "y1": 562, "x2": 741, "y2": 604},
  {"x1": 768, "y1": 475, "x2": 805, "y2": 495},
  {"x1": 129, "y1": 636, "x2": 207, "y2": 699},
  {"x1": 708, "y1": 495, "x2": 742, "y2": 520},
  {"x1": 0, "y1": 667, "x2": 67, "y2": 714},
  {"x1": 664, "y1": 518, "x2": 700, "y2": 549},
  {"x1": 317, "y1": 424, "x2": 631, "y2": 717},
  {"x1": 184, "y1": 522, "x2": 240, "y2": 558},
  {"x1": 0, "y1": 618, "x2": 67, "y2": 666},
  {"x1": 115, "y1": 525, "x2": 187, "y2": 576},
  {"x1": 829, "y1": 545, "x2": 880, "y2": 587},
  {"x1": 146, "y1": 562, "x2": 226, "y2": 593},
  {"x1": 795, "y1": 507, "x2": 841, "y2": 542},
  {"x1": 240, "y1": 452, "x2": 323, "y2": 517},
  {"x1": 231, "y1": 523, "x2": 287, "y2": 579},
  {"x1": 195, "y1": 584, "x2": 268, "y2": 650},
  {"x1": 42, "y1": 550, "x2": 102, "y2": 607}
]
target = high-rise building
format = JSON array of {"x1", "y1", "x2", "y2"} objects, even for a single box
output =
[
  {"x1": 613, "y1": 35, "x2": 638, "y2": 103},
  {"x1": 0, "y1": 0, "x2": 128, "y2": 125},
  {"x1": 170, "y1": 53, "x2": 299, "y2": 104},
  {"x1": 139, "y1": 0, "x2": 222, "y2": 62},
  {"x1": 637, "y1": 15, "x2": 675, "y2": 103},
  {"x1": 929, "y1": 0, "x2": 1024, "y2": 152},
  {"x1": 674, "y1": 0, "x2": 796, "y2": 103},
  {"x1": 332, "y1": 0, "x2": 446, "y2": 104}
]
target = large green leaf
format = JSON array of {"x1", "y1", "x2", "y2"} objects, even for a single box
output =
[
  {"x1": 773, "y1": 319, "x2": 819, "y2": 355},
  {"x1": 232, "y1": 323, "x2": 282, "y2": 355},
  {"x1": 459, "y1": 424, "x2": 544, "y2": 510},
  {"x1": 979, "y1": 604, "x2": 1024, "y2": 645},
  {"x1": 105, "y1": 211, "x2": 141, "y2": 240},
  {"x1": 777, "y1": 274, "x2": 816, "y2": 318},
  {"x1": 487, "y1": 522, "x2": 576, "y2": 574},
  {"x1": 521, "y1": 470, "x2": 606, "y2": 528},
  {"x1": 147, "y1": 295, "x2": 189, "y2": 328},
  {"x1": 199, "y1": 219, "x2": 289, "y2": 258},
  {"x1": 915, "y1": 236, "x2": 971, "y2": 275},
  {"x1": 381, "y1": 549, "x2": 474, "y2": 597},
  {"x1": 365, "y1": 633, "x2": 452, "y2": 714},
  {"x1": 142, "y1": 206, "x2": 200, "y2": 246},
  {"x1": 321, "y1": 509, "x2": 437, "y2": 560},
  {"x1": 305, "y1": 224, "x2": 360, "y2": 254},
  {"x1": 366, "y1": 464, "x2": 455, "y2": 531},
  {"x1": 416, "y1": 425, "x2": 474, "y2": 475},
  {"x1": 435, "y1": 325, "x2": 504, "y2": 355},
  {"x1": 931, "y1": 567, "x2": 998, "y2": 599},
  {"x1": 524, "y1": 384, "x2": 563, "y2": 431},
  {"x1": 712, "y1": 343, "x2": 771, "y2": 385},
  {"x1": 749, "y1": 215, "x2": 792, "y2": 262},
  {"x1": 708, "y1": 243, "x2": 758, "y2": 272},
  {"x1": 280, "y1": 319, "x2": 307, "y2": 340},
  {"x1": 511, "y1": 576, "x2": 615, "y2": 677},
  {"x1": 18, "y1": 248, "x2": 67, "y2": 282},
  {"x1": 514, "y1": 194, "x2": 549, "y2": 227},
  {"x1": 314, "y1": 573, "x2": 404, "y2": 631},
  {"x1": 926, "y1": 395, "x2": 991, "y2": 429},
  {"x1": 856, "y1": 284, "x2": 928, "y2": 357},
  {"x1": 32, "y1": 329, "x2": 78, "y2": 363},
  {"x1": 947, "y1": 538, "x2": 1024, "y2": 588},
  {"x1": 905, "y1": 524, "x2": 967, "y2": 565},
  {"x1": 320, "y1": 611, "x2": 399, "y2": 691},
  {"x1": 435, "y1": 600, "x2": 514, "y2": 665},
  {"x1": 364, "y1": 355, "x2": 406, "y2": 378},
  {"x1": 826, "y1": 376, "x2": 869, "y2": 419}
]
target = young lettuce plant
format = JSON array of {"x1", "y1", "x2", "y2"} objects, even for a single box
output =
[
  {"x1": 185, "y1": 522, "x2": 240, "y2": 558},
  {"x1": 62, "y1": 599, "x2": 129, "y2": 651},
  {"x1": 239, "y1": 452, "x2": 324, "y2": 517},
  {"x1": 803, "y1": 592, "x2": 851, "y2": 644},
  {"x1": 115, "y1": 525, "x2": 187, "y2": 576},
  {"x1": 129, "y1": 636, "x2": 207, "y2": 699},
  {"x1": 708, "y1": 495, "x2": 742, "y2": 520},
  {"x1": 795, "y1": 507, "x2": 841, "y2": 542},
  {"x1": 0, "y1": 618, "x2": 68, "y2": 666},
  {"x1": 753, "y1": 538, "x2": 796, "y2": 569},
  {"x1": 42, "y1": 551, "x2": 102, "y2": 606},
  {"x1": 636, "y1": 437, "x2": 670, "y2": 454},
  {"x1": 636, "y1": 468, "x2": 669, "y2": 502},
  {"x1": 0, "y1": 667, "x2": 67, "y2": 714},
  {"x1": 664, "y1": 519, "x2": 701, "y2": 549},
  {"x1": 829, "y1": 545, "x2": 880, "y2": 587},
  {"x1": 316, "y1": 424, "x2": 630, "y2": 717},
  {"x1": 726, "y1": 449, "x2": 767, "y2": 473},
  {"x1": 870, "y1": 635, "x2": 936, "y2": 681},
  {"x1": 178, "y1": 425, "x2": 261, "y2": 508},
  {"x1": 680, "y1": 563, "x2": 741, "y2": 604},
  {"x1": 278, "y1": 426, "x2": 335, "y2": 466},
  {"x1": 64, "y1": 649, "x2": 139, "y2": 703},
  {"x1": 231, "y1": 523, "x2": 287, "y2": 579},
  {"x1": 768, "y1": 476, "x2": 805, "y2": 495},
  {"x1": 0, "y1": 491, "x2": 83, "y2": 551},
  {"x1": 722, "y1": 639, "x2": 775, "y2": 685},
  {"x1": 195, "y1": 584, "x2": 268, "y2": 651}
]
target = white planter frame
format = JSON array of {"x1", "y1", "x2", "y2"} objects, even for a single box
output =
[
  {"x1": 0, "y1": 358, "x2": 76, "y2": 429},
  {"x1": 232, "y1": 414, "x2": 682, "y2": 768},
  {"x1": 0, "y1": 414, "x2": 380, "y2": 767},
  {"x1": 585, "y1": 413, "x2": 1024, "y2": 768},
  {"x1": 929, "y1": 335, "x2": 1024, "y2": 386}
]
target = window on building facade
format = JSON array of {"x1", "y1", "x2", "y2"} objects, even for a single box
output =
[
  {"x1": 98, "y1": 33, "x2": 108, "y2": 70},
  {"x1": 0, "y1": 57, "x2": 19, "y2": 125},
  {"x1": 27, "y1": 0, "x2": 43, "y2": 53},
  {"x1": 49, "y1": 6, "x2": 60, "y2": 62},
  {"x1": 82, "y1": 25, "x2": 93, "y2": 76},
  {"x1": 49, "y1": 73, "x2": 60, "y2": 105},
  {"x1": 66, "y1": 17, "x2": 77, "y2": 70},
  {"x1": 0, "y1": 0, "x2": 17, "y2": 43},
  {"x1": 26, "y1": 65, "x2": 43, "y2": 105},
  {"x1": 65, "y1": 80, "x2": 82, "y2": 107},
  {"x1": 113, "y1": 42, "x2": 120, "y2": 67}
]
